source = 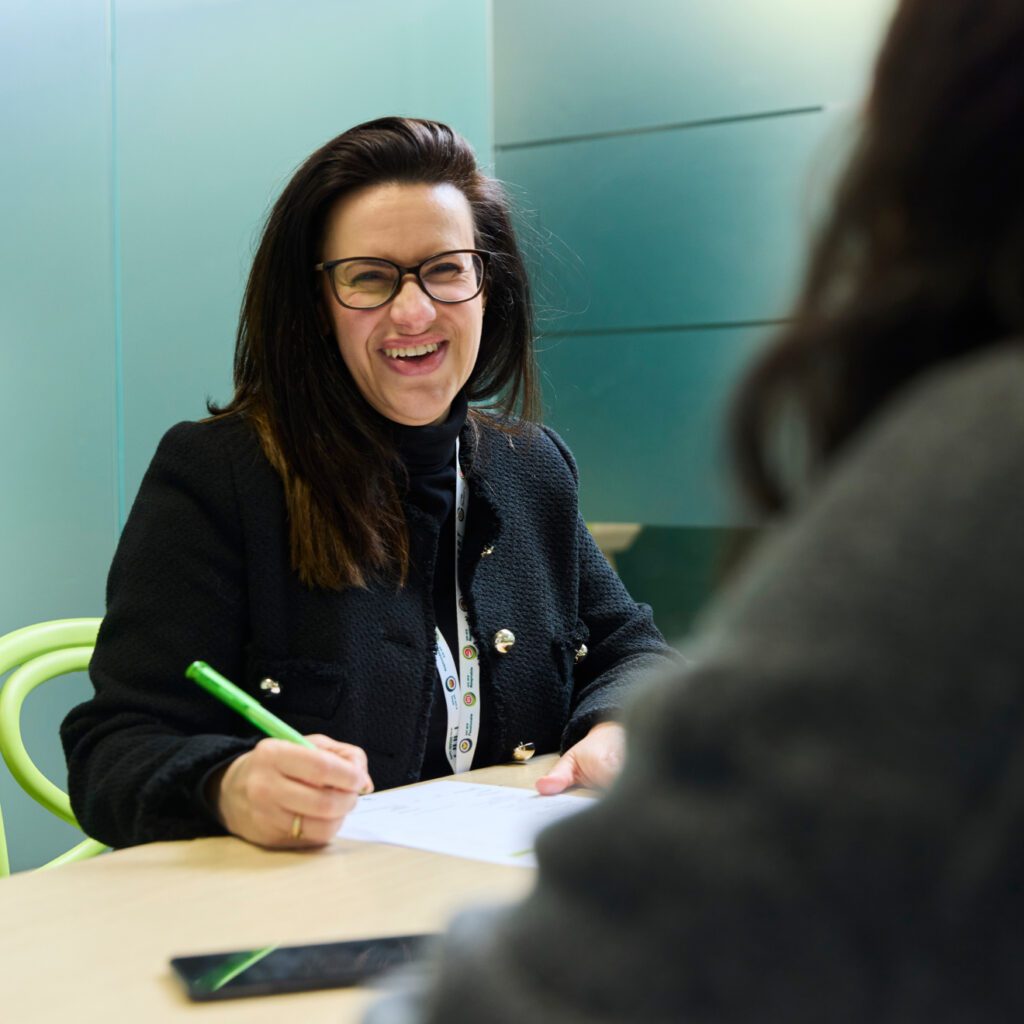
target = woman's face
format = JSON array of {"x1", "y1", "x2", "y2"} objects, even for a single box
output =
[{"x1": 321, "y1": 182, "x2": 484, "y2": 427}]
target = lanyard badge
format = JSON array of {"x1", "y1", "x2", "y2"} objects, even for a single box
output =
[{"x1": 434, "y1": 438, "x2": 480, "y2": 773}]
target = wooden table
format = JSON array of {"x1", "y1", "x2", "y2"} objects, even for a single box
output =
[{"x1": 0, "y1": 756, "x2": 560, "y2": 1023}]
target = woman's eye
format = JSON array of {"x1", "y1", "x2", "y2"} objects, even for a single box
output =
[
  {"x1": 425, "y1": 262, "x2": 463, "y2": 279},
  {"x1": 351, "y1": 270, "x2": 391, "y2": 286}
]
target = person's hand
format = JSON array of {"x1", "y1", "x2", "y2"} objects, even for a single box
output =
[
  {"x1": 210, "y1": 734, "x2": 373, "y2": 849},
  {"x1": 535, "y1": 721, "x2": 625, "y2": 795}
]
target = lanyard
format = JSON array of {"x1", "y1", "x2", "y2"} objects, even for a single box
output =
[{"x1": 434, "y1": 438, "x2": 480, "y2": 773}]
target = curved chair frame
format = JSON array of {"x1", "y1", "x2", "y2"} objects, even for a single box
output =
[{"x1": 0, "y1": 619, "x2": 108, "y2": 875}]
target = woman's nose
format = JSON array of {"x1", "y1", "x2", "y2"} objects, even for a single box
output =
[{"x1": 389, "y1": 276, "x2": 436, "y2": 329}]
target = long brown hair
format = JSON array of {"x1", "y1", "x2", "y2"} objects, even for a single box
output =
[
  {"x1": 212, "y1": 117, "x2": 537, "y2": 589},
  {"x1": 731, "y1": 0, "x2": 1024, "y2": 515}
]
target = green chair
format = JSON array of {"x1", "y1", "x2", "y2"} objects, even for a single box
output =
[{"x1": 0, "y1": 618, "x2": 108, "y2": 876}]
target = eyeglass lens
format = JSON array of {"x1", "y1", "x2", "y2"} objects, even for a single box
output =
[{"x1": 332, "y1": 251, "x2": 484, "y2": 308}]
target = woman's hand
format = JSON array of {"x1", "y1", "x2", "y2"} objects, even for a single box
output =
[
  {"x1": 535, "y1": 721, "x2": 625, "y2": 795},
  {"x1": 210, "y1": 734, "x2": 374, "y2": 849}
]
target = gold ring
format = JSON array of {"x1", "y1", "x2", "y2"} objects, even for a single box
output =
[{"x1": 290, "y1": 814, "x2": 303, "y2": 840}]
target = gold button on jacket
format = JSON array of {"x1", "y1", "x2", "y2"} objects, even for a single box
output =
[{"x1": 493, "y1": 628, "x2": 516, "y2": 654}]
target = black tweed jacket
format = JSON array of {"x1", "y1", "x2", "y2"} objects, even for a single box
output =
[{"x1": 62, "y1": 413, "x2": 675, "y2": 848}]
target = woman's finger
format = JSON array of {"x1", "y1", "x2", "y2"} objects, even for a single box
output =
[
  {"x1": 257, "y1": 738, "x2": 371, "y2": 793},
  {"x1": 535, "y1": 752, "x2": 578, "y2": 795},
  {"x1": 306, "y1": 735, "x2": 374, "y2": 792},
  {"x1": 276, "y1": 775, "x2": 360, "y2": 822},
  {"x1": 276, "y1": 806, "x2": 349, "y2": 848},
  {"x1": 307, "y1": 734, "x2": 369, "y2": 767}
]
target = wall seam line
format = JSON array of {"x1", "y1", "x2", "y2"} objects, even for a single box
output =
[
  {"x1": 108, "y1": 0, "x2": 125, "y2": 532},
  {"x1": 485, "y1": 0, "x2": 495, "y2": 169},
  {"x1": 539, "y1": 318, "x2": 789, "y2": 339},
  {"x1": 495, "y1": 105, "x2": 826, "y2": 152}
]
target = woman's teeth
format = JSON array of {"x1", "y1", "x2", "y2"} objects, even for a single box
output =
[{"x1": 383, "y1": 342, "x2": 441, "y2": 359}]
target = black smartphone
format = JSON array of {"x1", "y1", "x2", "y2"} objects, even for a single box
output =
[{"x1": 170, "y1": 933, "x2": 435, "y2": 1001}]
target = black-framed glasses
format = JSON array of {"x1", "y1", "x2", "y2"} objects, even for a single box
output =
[{"x1": 314, "y1": 249, "x2": 489, "y2": 310}]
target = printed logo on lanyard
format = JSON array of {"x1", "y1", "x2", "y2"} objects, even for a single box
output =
[{"x1": 434, "y1": 437, "x2": 480, "y2": 773}]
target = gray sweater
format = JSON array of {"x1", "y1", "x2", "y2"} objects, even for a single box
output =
[{"x1": 367, "y1": 344, "x2": 1024, "y2": 1022}]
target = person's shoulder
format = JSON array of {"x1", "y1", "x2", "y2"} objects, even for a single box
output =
[
  {"x1": 156, "y1": 413, "x2": 258, "y2": 459},
  {"x1": 808, "y1": 342, "x2": 1024, "y2": 534},
  {"x1": 468, "y1": 413, "x2": 579, "y2": 484},
  {"x1": 895, "y1": 343, "x2": 1024, "y2": 420},
  {"x1": 861, "y1": 343, "x2": 1024, "y2": 463},
  {"x1": 147, "y1": 414, "x2": 264, "y2": 492}
]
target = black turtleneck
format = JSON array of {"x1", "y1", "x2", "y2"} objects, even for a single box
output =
[{"x1": 391, "y1": 391, "x2": 468, "y2": 780}]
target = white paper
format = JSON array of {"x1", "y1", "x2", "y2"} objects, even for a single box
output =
[{"x1": 338, "y1": 781, "x2": 593, "y2": 868}]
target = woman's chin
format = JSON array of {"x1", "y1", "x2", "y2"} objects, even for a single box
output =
[{"x1": 380, "y1": 395, "x2": 455, "y2": 427}]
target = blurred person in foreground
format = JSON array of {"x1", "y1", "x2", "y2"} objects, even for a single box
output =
[{"x1": 368, "y1": 1, "x2": 1024, "y2": 1020}]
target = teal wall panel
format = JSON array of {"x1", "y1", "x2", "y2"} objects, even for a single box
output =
[
  {"x1": 494, "y1": 0, "x2": 895, "y2": 632},
  {"x1": 494, "y1": 0, "x2": 895, "y2": 145},
  {"x1": 540, "y1": 327, "x2": 769, "y2": 525},
  {"x1": 117, "y1": 0, "x2": 494, "y2": 507},
  {"x1": 495, "y1": 0, "x2": 895, "y2": 528},
  {"x1": 0, "y1": 0, "x2": 116, "y2": 871},
  {"x1": 505, "y1": 110, "x2": 844, "y2": 333},
  {"x1": 615, "y1": 526, "x2": 752, "y2": 644}
]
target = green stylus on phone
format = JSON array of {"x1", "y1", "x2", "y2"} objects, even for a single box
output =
[{"x1": 185, "y1": 660, "x2": 316, "y2": 749}]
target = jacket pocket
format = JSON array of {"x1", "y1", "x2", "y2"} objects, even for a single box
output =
[
  {"x1": 243, "y1": 641, "x2": 432, "y2": 765},
  {"x1": 244, "y1": 650, "x2": 346, "y2": 721}
]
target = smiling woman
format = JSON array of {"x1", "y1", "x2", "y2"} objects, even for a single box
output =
[{"x1": 60, "y1": 117, "x2": 678, "y2": 852}]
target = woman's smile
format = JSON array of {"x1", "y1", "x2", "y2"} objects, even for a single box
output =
[{"x1": 379, "y1": 336, "x2": 449, "y2": 375}]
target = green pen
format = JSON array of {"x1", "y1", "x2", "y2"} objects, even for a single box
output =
[{"x1": 185, "y1": 660, "x2": 316, "y2": 749}]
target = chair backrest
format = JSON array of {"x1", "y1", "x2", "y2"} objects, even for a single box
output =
[{"x1": 0, "y1": 618, "x2": 108, "y2": 875}]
